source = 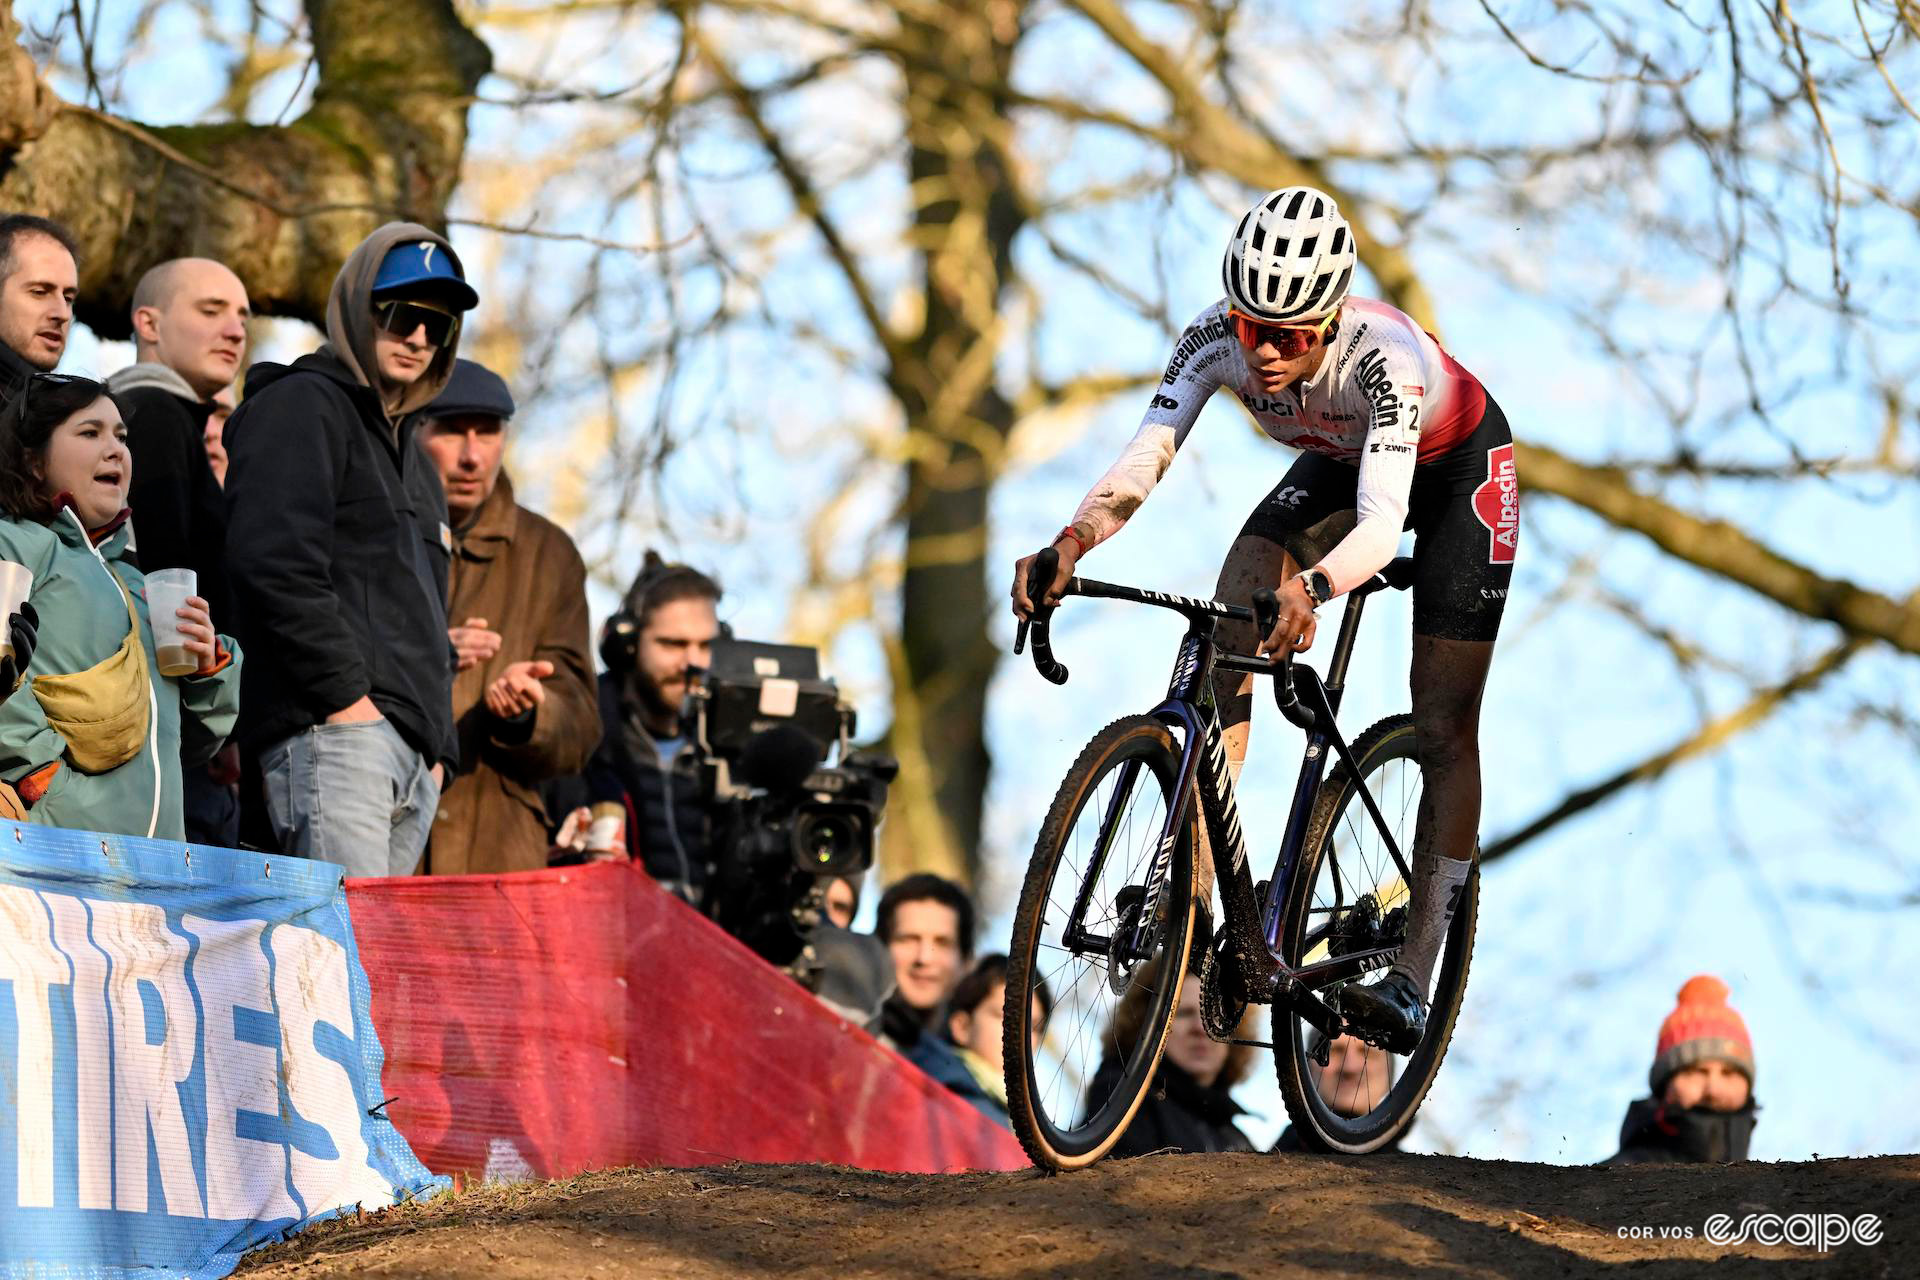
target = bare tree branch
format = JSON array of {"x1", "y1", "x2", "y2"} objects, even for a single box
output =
[
  {"x1": 1483, "y1": 634, "x2": 1868, "y2": 863},
  {"x1": 1518, "y1": 441, "x2": 1920, "y2": 654}
]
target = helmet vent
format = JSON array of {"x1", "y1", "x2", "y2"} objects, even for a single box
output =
[
  {"x1": 1251, "y1": 223, "x2": 1267, "y2": 252},
  {"x1": 1329, "y1": 263, "x2": 1353, "y2": 303},
  {"x1": 1285, "y1": 189, "x2": 1308, "y2": 218},
  {"x1": 1331, "y1": 226, "x2": 1347, "y2": 255},
  {"x1": 1300, "y1": 235, "x2": 1318, "y2": 258},
  {"x1": 1301, "y1": 272, "x2": 1332, "y2": 314}
]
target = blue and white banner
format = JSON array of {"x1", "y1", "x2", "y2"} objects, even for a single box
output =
[{"x1": 0, "y1": 822, "x2": 443, "y2": 1279}]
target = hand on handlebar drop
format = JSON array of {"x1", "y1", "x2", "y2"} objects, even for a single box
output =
[
  {"x1": 1012, "y1": 542, "x2": 1079, "y2": 620},
  {"x1": 1256, "y1": 577, "x2": 1319, "y2": 657}
]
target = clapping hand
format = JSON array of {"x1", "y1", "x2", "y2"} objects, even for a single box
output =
[
  {"x1": 484, "y1": 660, "x2": 555, "y2": 719},
  {"x1": 449, "y1": 617, "x2": 504, "y2": 671}
]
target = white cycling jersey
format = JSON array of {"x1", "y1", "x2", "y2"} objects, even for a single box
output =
[{"x1": 1067, "y1": 296, "x2": 1487, "y2": 596}]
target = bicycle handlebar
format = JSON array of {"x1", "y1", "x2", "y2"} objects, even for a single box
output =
[
  {"x1": 1251, "y1": 587, "x2": 1302, "y2": 715},
  {"x1": 1014, "y1": 547, "x2": 1070, "y2": 684},
  {"x1": 1017, "y1": 555, "x2": 1414, "y2": 722}
]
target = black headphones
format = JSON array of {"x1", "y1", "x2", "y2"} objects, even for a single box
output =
[{"x1": 599, "y1": 553, "x2": 728, "y2": 674}]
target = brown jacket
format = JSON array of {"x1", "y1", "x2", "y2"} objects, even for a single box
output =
[{"x1": 428, "y1": 473, "x2": 600, "y2": 874}]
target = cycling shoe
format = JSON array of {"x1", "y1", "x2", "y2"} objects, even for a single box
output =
[{"x1": 1338, "y1": 969, "x2": 1427, "y2": 1055}]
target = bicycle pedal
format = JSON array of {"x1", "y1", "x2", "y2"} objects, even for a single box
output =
[{"x1": 1305, "y1": 1027, "x2": 1333, "y2": 1068}]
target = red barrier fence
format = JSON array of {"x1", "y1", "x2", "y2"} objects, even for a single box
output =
[{"x1": 346, "y1": 861, "x2": 1028, "y2": 1179}]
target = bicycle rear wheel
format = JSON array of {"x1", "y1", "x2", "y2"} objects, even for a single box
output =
[
  {"x1": 1273, "y1": 713, "x2": 1477, "y2": 1153},
  {"x1": 1005, "y1": 715, "x2": 1196, "y2": 1170}
]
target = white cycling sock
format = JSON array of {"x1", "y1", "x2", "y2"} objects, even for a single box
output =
[{"x1": 1391, "y1": 852, "x2": 1472, "y2": 1000}]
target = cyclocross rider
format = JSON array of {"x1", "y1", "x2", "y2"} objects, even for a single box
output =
[{"x1": 1011, "y1": 186, "x2": 1518, "y2": 1053}]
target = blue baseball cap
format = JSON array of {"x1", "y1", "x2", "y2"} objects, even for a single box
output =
[{"x1": 372, "y1": 239, "x2": 479, "y2": 311}]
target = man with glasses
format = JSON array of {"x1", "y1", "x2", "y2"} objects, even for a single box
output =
[
  {"x1": 224, "y1": 224, "x2": 475, "y2": 877},
  {"x1": 1011, "y1": 186, "x2": 1518, "y2": 1056}
]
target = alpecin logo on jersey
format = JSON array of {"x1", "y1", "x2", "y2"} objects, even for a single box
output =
[
  {"x1": 1353, "y1": 349, "x2": 1402, "y2": 433},
  {"x1": 1472, "y1": 443, "x2": 1519, "y2": 564}
]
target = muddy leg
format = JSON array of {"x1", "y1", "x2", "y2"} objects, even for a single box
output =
[{"x1": 1392, "y1": 634, "x2": 1495, "y2": 996}]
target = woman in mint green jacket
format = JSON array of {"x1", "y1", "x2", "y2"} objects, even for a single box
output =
[{"x1": 0, "y1": 374, "x2": 242, "y2": 840}]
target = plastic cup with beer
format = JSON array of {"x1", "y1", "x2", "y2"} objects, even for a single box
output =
[
  {"x1": 144, "y1": 568, "x2": 200, "y2": 678},
  {"x1": 587, "y1": 801, "x2": 626, "y2": 854},
  {"x1": 0, "y1": 560, "x2": 31, "y2": 665}
]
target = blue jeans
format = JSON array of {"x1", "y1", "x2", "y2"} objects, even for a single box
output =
[{"x1": 260, "y1": 718, "x2": 438, "y2": 877}]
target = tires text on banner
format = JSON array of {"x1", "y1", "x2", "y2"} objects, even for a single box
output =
[{"x1": 0, "y1": 823, "x2": 443, "y2": 1280}]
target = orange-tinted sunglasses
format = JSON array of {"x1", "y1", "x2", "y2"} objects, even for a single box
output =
[{"x1": 1227, "y1": 308, "x2": 1336, "y2": 359}]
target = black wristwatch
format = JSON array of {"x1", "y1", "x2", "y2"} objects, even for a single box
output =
[{"x1": 1301, "y1": 569, "x2": 1333, "y2": 608}]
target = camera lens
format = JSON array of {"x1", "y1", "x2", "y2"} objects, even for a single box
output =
[
  {"x1": 808, "y1": 822, "x2": 843, "y2": 862},
  {"x1": 791, "y1": 807, "x2": 869, "y2": 875}
]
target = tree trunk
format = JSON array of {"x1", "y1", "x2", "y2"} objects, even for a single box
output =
[
  {"x1": 0, "y1": 0, "x2": 489, "y2": 338},
  {"x1": 883, "y1": 0, "x2": 1025, "y2": 888}
]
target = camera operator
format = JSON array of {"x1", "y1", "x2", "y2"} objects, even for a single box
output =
[
  {"x1": 575, "y1": 552, "x2": 722, "y2": 896},
  {"x1": 558, "y1": 553, "x2": 896, "y2": 1026}
]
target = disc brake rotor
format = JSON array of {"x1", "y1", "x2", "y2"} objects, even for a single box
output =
[{"x1": 1107, "y1": 885, "x2": 1146, "y2": 995}]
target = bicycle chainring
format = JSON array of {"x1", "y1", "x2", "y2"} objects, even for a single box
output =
[{"x1": 1198, "y1": 928, "x2": 1246, "y2": 1041}]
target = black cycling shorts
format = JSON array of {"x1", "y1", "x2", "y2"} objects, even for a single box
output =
[{"x1": 1237, "y1": 396, "x2": 1517, "y2": 642}]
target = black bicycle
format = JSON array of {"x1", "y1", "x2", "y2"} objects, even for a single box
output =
[{"x1": 1002, "y1": 548, "x2": 1477, "y2": 1167}]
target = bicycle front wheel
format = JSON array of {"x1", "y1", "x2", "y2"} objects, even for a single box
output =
[
  {"x1": 1273, "y1": 713, "x2": 1477, "y2": 1153},
  {"x1": 1004, "y1": 715, "x2": 1196, "y2": 1170}
]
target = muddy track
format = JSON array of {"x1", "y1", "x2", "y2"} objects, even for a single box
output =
[{"x1": 237, "y1": 1152, "x2": 1912, "y2": 1278}]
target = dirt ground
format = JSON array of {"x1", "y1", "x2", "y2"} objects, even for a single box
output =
[{"x1": 235, "y1": 1152, "x2": 1911, "y2": 1278}]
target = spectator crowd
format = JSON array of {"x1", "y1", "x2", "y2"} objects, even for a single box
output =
[
  {"x1": 0, "y1": 214, "x2": 620, "y2": 874},
  {"x1": 0, "y1": 212, "x2": 1766, "y2": 1168}
]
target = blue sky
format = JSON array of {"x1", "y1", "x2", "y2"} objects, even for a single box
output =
[{"x1": 32, "y1": 0, "x2": 1920, "y2": 1163}]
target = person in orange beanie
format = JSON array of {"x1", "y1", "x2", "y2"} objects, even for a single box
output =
[{"x1": 1601, "y1": 974, "x2": 1757, "y2": 1165}]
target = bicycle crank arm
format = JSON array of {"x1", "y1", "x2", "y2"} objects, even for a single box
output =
[{"x1": 1271, "y1": 972, "x2": 1344, "y2": 1041}]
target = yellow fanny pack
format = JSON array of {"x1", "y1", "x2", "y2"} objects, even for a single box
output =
[{"x1": 29, "y1": 574, "x2": 151, "y2": 774}]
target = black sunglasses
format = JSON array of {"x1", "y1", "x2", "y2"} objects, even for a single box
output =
[
  {"x1": 373, "y1": 300, "x2": 459, "y2": 349},
  {"x1": 17, "y1": 371, "x2": 101, "y2": 418}
]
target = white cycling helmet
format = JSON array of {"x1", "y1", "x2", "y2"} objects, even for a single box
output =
[{"x1": 1221, "y1": 186, "x2": 1356, "y2": 323}]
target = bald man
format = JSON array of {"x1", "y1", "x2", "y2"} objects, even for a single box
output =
[{"x1": 107, "y1": 257, "x2": 250, "y2": 845}]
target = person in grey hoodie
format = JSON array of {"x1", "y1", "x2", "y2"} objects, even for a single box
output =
[
  {"x1": 107, "y1": 258, "x2": 248, "y2": 613},
  {"x1": 224, "y1": 223, "x2": 474, "y2": 877},
  {"x1": 107, "y1": 258, "x2": 250, "y2": 846}
]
